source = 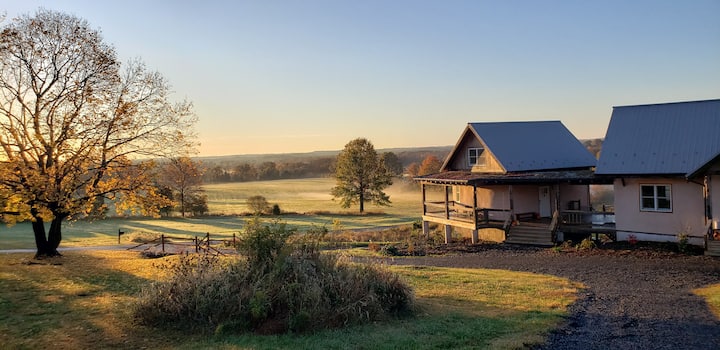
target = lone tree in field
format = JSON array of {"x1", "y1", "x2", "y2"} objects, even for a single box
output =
[
  {"x1": 331, "y1": 138, "x2": 392, "y2": 213},
  {"x1": 0, "y1": 10, "x2": 197, "y2": 257}
]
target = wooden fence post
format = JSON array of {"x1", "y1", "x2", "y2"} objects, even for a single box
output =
[
  {"x1": 206, "y1": 232, "x2": 210, "y2": 251},
  {"x1": 194, "y1": 236, "x2": 198, "y2": 253},
  {"x1": 161, "y1": 234, "x2": 165, "y2": 253}
]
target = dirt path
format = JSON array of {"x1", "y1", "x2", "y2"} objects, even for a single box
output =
[{"x1": 381, "y1": 246, "x2": 720, "y2": 349}]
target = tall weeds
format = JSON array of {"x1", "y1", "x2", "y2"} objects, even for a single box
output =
[{"x1": 134, "y1": 218, "x2": 414, "y2": 334}]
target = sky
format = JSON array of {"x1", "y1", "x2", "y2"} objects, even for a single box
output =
[{"x1": 4, "y1": 1, "x2": 720, "y2": 156}]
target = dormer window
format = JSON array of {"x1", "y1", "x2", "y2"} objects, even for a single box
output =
[{"x1": 468, "y1": 147, "x2": 485, "y2": 167}]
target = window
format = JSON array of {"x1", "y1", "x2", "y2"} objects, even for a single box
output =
[
  {"x1": 640, "y1": 184, "x2": 672, "y2": 212},
  {"x1": 468, "y1": 147, "x2": 485, "y2": 167}
]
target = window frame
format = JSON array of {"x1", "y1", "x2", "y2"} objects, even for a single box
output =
[
  {"x1": 467, "y1": 147, "x2": 486, "y2": 167},
  {"x1": 639, "y1": 184, "x2": 672, "y2": 212}
]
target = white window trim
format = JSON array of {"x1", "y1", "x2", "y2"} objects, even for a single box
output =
[
  {"x1": 639, "y1": 184, "x2": 672, "y2": 212},
  {"x1": 467, "y1": 147, "x2": 485, "y2": 167}
]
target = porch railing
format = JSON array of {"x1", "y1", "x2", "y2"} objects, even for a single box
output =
[
  {"x1": 423, "y1": 200, "x2": 512, "y2": 227},
  {"x1": 560, "y1": 210, "x2": 615, "y2": 226}
]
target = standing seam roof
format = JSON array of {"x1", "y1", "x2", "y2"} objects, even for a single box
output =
[
  {"x1": 468, "y1": 121, "x2": 597, "y2": 172},
  {"x1": 595, "y1": 99, "x2": 720, "y2": 176}
]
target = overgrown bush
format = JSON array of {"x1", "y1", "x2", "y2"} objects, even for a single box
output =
[
  {"x1": 577, "y1": 237, "x2": 596, "y2": 251},
  {"x1": 134, "y1": 218, "x2": 414, "y2": 334}
]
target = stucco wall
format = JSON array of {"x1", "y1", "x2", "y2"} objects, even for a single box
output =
[{"x1": 614, "y1": 177, "x2": 706, "y2": 243}]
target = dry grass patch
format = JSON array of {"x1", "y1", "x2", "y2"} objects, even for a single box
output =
[{"x1": 695, "y1": 283, "x2": 720, "y2": 319}]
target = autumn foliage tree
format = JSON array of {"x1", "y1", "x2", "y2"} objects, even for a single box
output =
[
  {"x1": 331, "y1": 138, "x2": 392, "y2": 213},
  {"x1": 418, "y1": 155, "x2": 443, "y2": 176},
  {"x1": 0, "y1": 10, "x2": 196, "y2": 257}
]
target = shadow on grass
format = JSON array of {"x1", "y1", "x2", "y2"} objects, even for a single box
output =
[{"x1": 0, "y1": 252, "x2": 183, "y2": 349}]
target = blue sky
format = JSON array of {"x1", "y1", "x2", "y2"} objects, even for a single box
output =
[{"x1": 4, "y1": 1, "x2": 720, "y2": 156}]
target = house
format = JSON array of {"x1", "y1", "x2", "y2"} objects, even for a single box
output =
[
  {"x1": 416, "y1": 121, "x2": 608, "y2": 246},
  {"x1": 596, "y1": 99, "x2": 720, "y2": 250}
]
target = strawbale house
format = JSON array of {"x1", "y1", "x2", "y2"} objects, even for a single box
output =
[
  {"x1": 596, "y1": 99, "x2": 720, "y2": 252},
  {"x1": 416, "y1": 121, "x2": 609, "y2": 246}
]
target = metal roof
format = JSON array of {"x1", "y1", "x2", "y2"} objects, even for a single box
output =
[
  {"x1": 467, "y1": 121, "x2": 597, "y2": 172},
  {"x1": 595, "y1": 99, "x2": 720, "y2": 177}
]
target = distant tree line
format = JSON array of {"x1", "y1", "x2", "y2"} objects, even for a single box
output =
[{"x1": 199, "y1": 148, "x2": 451, "y2": 183}]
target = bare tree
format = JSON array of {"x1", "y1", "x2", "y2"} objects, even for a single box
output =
[{"x1": 0, "y1": 9, "x2": 197, "y2": 257}]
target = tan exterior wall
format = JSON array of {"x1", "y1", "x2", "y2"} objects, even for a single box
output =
[
  {"x1": 558, "y1": 184, "x2": 591, "y2": 211},
  {"x1": 452, "y1": 183, "x2": 590, "y2": 218},
  {"x1": 446, "y1": 132, "x2": 504, "y2": 173},
  {"x1": 614, "y1": 177, "x2": 706, "y2": 244}
]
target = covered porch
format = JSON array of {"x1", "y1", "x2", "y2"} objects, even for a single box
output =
[{"x1": 417, "y1": 170, "x2": 614, "y2": 246}]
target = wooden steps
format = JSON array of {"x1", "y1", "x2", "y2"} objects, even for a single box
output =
[
  {"x1": 505, "y1": 224, "x2": 554, "y2": 247},
  {"x1": 706, "y1": 240, "x2": 720, "y2": 257}
]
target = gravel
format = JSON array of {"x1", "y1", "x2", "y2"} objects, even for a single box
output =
[{"x1": 380, "y1": 244, "x2": 720, "y2": 349}]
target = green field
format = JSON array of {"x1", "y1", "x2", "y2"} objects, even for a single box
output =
[{"x1": 0, "y1": 178, "x2": 423, "y2": 250}]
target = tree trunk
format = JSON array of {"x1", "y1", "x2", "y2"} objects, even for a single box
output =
[
  {"x1": 32, "y1": 217, "x2": 50, "y2": 256},
  {"x1": 32, "y1": 212, "x2": 65, "y2": 258},
  {"x1": 359, "y1": 191, "x2": 365, "y2": 213},
  {"x1": 47, "y1": 216, "x2": 65, "y2": 252}
]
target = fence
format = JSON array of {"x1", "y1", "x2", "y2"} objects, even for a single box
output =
[{"x1": 127, "y1": 232, "x2": 238, "y2": 255}]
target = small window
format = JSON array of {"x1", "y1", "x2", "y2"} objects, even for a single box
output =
[
  {"x1": 468, "y1": 148, "x2": 485, "y2": 167},
  {"x1": 640, "y1": 184, "x2": 672, "y2": 212}
]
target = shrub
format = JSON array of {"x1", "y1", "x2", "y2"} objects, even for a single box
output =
[
  {"x1": 271, "y1": 203, "x2": 281, "y2": 215},
  {"x1": 677, "y1": 233, "x2": 690, "y2": 254},
  {"x1": 246, "y1": 195, "x2": 270, "y2": 215},
  {"x1": 379, "y1": 244, "x2": 399, "y2": 256},
  {"x1": 577, "y1": 237, "x2": 596, "y2": 251},
  {"x1": 134, "y1": 218, "x2": 414, "y2": 334}
]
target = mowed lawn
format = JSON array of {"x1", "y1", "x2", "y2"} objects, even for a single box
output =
[
  {"x1": 0, "y1": 178, "x2": 422, "y2": 250},
  {"x1": 0, "y1": 250, "x2": 583, "y2": 349}
]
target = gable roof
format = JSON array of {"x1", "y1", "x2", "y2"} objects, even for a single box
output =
[
  {"x1": 442, "y1": 121, "x2": 597, "y2": 172},
  {"x1": 595, "y1": 99, "x2": 720, "y2": 177}
]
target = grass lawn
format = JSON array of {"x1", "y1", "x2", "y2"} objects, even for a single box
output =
[
  {"x1": 1, "y1": 251, "x2": 581, "y2": 350},
  {"x1": 0, "y1": 178, "x2": 422, "y2": 250}
]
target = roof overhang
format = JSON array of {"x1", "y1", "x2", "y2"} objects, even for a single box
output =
[{"x1": 415, "y1": 169, "x2": 611, "y2": 185}]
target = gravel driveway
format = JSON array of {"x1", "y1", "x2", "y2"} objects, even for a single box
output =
[{"x1": 381, "y1": 245, "x2": 720, "y2": 349}]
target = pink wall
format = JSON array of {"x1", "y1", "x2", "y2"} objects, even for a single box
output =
[{"x1": 614, "y1": 177, "x2": 706, "y2": 243}]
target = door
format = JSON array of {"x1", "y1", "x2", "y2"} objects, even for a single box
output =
[{"x1": 538, "y1": 186, "x2": 551, "y2": 218}]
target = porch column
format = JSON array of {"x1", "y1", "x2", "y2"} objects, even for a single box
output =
[
  {"x1": 472, "y1": 184, "x2": 478, "y2": 228},
  {"x1": 421, "y1": 183, "x2": 427, "y2": 216},
  {"x1": 444, "y1": 185, "x2": 450, "y2": 219},
  {"x1": 508, "y1": 185, "x2": 515, "y2": 219},
  {"x1": 444, "y1": 225, "x2": 452, "y2": 244}
]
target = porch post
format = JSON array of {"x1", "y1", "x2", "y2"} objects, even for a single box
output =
[
  {"x1": 508, "y1": 185, "x2": 515, "y2": 219},
  {"x1": 705, "y1": 175, "x2": 712, "y2": 225},
  {"x1": 471, "y1": 229, "x2": 478, "y2": 244},
  {"x1": 422, "y1": 220, "x2": 430, "y2": 238},
  {"x1": 472, "y1": 184, "x2": 478, "y2": 228},
  {"x1": 421, "y1": 183, "x2": 427, "y2": 216},
  {"x1": 444, "y1": 185, "x2": 450, "y2": 219},
  {"x1": 444, "y1": 224, "x2": 452, "y2": 244},
  {"x1": 554, "y1": 184, "x2": 561, "y2": 212}
]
